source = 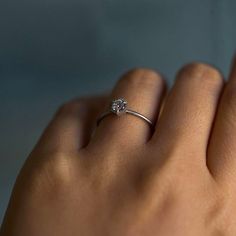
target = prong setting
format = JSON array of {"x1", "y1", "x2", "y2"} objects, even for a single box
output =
[{"x1": 110, "y1": 98, "x2": 127, "y2": 116}]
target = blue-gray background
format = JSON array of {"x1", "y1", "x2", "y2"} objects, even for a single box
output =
[{"x1": 0, "y1": 0, "x2": 235, "y2": 223}]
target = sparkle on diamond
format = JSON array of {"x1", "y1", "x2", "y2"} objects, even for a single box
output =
[{"x1": 110, "y1": 98, "x2": 127, "y2": 115}]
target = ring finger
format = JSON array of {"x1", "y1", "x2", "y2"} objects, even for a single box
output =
[{"x1": 89, "y1": 68, "x2": 166, "y2": 150}]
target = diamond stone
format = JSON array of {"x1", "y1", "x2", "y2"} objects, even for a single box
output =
[{"x1": 110, "y1": 98, "x2": 127, "y2": 116}]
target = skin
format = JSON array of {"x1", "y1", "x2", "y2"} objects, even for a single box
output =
[{"x1": 1, "y1": 57, "x2": 236, "y2": 235}]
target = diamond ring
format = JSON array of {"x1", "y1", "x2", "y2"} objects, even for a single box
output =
[{"x1": 97, "y1": 98, "x2": 153, "y2": 128}]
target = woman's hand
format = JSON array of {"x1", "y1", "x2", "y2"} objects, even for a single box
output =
[{"x1": 1, "y1": 59, "x2": 236, "y2": 236}]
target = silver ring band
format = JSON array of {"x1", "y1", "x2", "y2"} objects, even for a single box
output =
[{"x1": 97, "y1": 98, "x2": 153, "y2": 128}]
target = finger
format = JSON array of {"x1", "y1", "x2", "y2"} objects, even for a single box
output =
[
  {"x1": 89, "y1": 68, "x2": 166, "y2": 150},
  {"x1": 208, "y1": 56, "x2": 236, "y2": 184},
  {"x1": 151, "y1": 63, "x2": 224, "y2": 166},
  {"x1": 33, "y1": 95, "x2": 107, "y2": 154}
]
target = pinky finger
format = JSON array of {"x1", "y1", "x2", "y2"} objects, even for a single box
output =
[{"x1": 33, "y1": 95, "x2": 107, "y2": 154}]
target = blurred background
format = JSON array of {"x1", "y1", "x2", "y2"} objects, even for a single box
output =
[{"x1": 0, "y1": 0, "x2": 236, "y2": 222}]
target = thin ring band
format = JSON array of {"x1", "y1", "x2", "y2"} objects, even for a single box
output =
[
  {"x1": 97, "y1": 109, "x2": 153, "y2": 126},
  {"x1": 96, "y1": 98, "x2": 154, "y2": 128}
]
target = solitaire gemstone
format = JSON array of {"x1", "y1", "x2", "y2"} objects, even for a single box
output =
[{"x1": 110, "y1": 99, "x2": 127, "y2": 115}]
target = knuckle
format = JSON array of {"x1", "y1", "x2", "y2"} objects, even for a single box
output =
[
  {"x1": 42, "y1": 153, "x2": 76, "y2": 186},
  {"x1": 120, "y1": 68, "x2": 164, "y2": 87},
  {"x1": 25, "y1": 152, "x2": 76, "y2": 195},
  {"x1": 48, "y1": 153, "x2": 75, "y2": 179},
  {"x1": 177, "y1": 62, "x2": 224, "y2": 88}
]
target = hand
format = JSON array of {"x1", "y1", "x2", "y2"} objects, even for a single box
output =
[{"x1": 1, "y1": 59, "x2": 236, "y2": 236}]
